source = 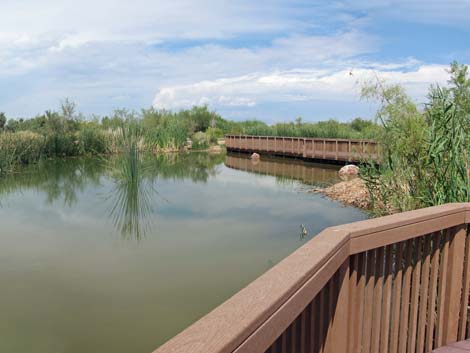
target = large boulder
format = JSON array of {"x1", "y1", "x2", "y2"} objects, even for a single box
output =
[
  {"x1": 339, "y1": 164, "x2": 359, "y2": 177},
  {"x1": 250, "y1": 153, "x2": 260, "y2": 161}
]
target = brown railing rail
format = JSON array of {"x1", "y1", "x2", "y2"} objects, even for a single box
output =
[
  {"x1": 153, "y1": 203, "x2": 470, "y2": 353},
  {"x1": 225, "y1": 135, "x2": 379, "y2": 163}
]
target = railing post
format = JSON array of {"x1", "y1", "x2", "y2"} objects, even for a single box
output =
[
  {"x1": 443, "y1": 224, "x2": 467, "y2": 344},
  {"x1": 348, "y1": 140, "x2": 351, "y2": 162}
]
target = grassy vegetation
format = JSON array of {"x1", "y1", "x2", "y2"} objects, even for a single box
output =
[
  {"x1": 225, "y1": 117, "x2": 381, "y2": 139},
  {"x1": 361, "y1": 62, "x2": 470, "y2": 215},
  {"x1": 0, "y1": 97, "x2": 381, "y2": 176}
]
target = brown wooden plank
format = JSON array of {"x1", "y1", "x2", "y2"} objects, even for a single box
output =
[
  {"x1": 329, "y1": 261, "x2": 349, "y2": 353},
  {"x1": 380, "y1": 245, "x2": 393, "y2": 353},
  {"x1": 324, "y1": 277, "x2": 336, "y2": 353},
  {"x1": 318, "y1": 287, "x2": 326, "y2": 353},
  {"x1": 426, "y1": 231, "x2": 442, "y2": 352},
  {"x1": 459, "y1": 227, "x2": 470, "y2": 340},
  {"x1": 398, "y1": 239, "x2": 413, "y2": 353},
  {"x1": 362, "y1": 249, "x2": 376, "y2": 353},
  {"x1": 353, "y1": 253, "x2": 366, "y2": 353},
  {"x1": 443, "y1": 224, "x2": 466, "y2": 344},
  {"x1": 371, "y1": 247, "x2": 385, "y2": 353},
  {"x1": 436, "y1": 229, "x2": 450, "y2": 347},
  {"x1": 417, "y1": 234, "x2": 432, "y2": 353},
  {"x1": 309, "y1": 299, "x2": 316, "y2": 353},
  {"x1": 348, "y1": 255, "x2": 359, "y2": 353},
  {"x1": 408, "y1": 237, "x2": 423, "y2": 353},
  {"x1": 390, "y1": 242, "x2": 404, "y2": 353},
  {"x1": 281, "y1": 331, "x2": 287, "y2": 353}
]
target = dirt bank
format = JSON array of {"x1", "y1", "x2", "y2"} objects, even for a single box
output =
[{"x1": 311, "y1": 178, "x2": 371, "y2": 210}]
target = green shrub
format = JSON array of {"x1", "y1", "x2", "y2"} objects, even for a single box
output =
[
  {"x1": 192, "y1": 132, "x2": 210, "y2": 150},
  {"x1": 360, "y1": 62, "x2": 470, "y2": 215}
]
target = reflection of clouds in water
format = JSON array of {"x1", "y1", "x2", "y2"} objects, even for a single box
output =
[{"x1": 0, "y1": 152, "x2": 365, "y2": 243}]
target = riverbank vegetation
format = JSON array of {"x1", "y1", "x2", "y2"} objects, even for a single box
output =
[
  {"x1": 0, "y1": 98, "x2": 380, "y2": 176},
  {"x1": 361, "y1": 62, "x2": 470, "y2": 215}
]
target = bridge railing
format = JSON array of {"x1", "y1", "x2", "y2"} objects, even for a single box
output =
[
  {"x1": 153, "y1": 203, "x2": 470, "y2": 353},
  {"x1": 225, "y1": 135, "x2": 379, "y2": 162}
]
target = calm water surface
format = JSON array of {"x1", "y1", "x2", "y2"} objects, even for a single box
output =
[{"x1": 0, "y1": 153, "x2": 367, "y2": 353}]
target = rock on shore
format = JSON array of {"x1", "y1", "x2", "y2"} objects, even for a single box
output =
[{"x1": 338, "y1": 164, "x2": 359, "y2": 176}]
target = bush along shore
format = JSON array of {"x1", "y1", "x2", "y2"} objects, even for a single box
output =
[
  {"x1": 312, "y1": 62, "x2": 470, "y2": 217},
  {"x1": 0, "y1": 98, "x2": 381, "y2": 176}
]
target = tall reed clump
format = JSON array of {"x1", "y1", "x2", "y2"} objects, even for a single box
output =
[
  {"x1": 361, "y1": 62, "x2": 470, "y2": 215},
  {"x1": 0, "y1": 131, "x2": 45, "y2": 175},
  {"x1": 108, "y1": 120, "x2": 154, "y2": 239}
]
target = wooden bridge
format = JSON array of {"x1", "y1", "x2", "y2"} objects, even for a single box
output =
[
  {"x1": 225, "y1": 135, "x2": 379, "y2": 163},
  {"x1": 153, "y1": 203, "x2": 470, "y2": 353}
]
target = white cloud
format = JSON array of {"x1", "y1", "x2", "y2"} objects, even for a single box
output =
[
  {"x1": 153, "y1": 64, "x2": 451, "y2": 110},
  {"x1": 0, "y1": 0, "x2": 467, "y2": 119}
]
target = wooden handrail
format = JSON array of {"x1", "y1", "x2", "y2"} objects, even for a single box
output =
[
  {"x1": 224, "y1": 134, "x2": 377, "y2": 143},
  {"x1": 224, "y1": 135, "x2": 379, "y2": 163},
  {"x1": 153, "y1": 203, "x2": 470, "y2": 353}
]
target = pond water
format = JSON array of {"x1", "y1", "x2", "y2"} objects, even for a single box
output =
[{"x1": 0, "y1": 152, "x2": 367, "y2": 353}]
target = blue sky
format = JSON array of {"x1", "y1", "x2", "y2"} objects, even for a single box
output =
[{"x1": 1, "y1": 0, "x2": 469, "y2": 122}]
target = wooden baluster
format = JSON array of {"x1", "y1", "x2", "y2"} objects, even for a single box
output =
[
  {"x1": 329, "y1": 261, "x2": 349, "y2": 353},
  {"x1": 417, "y1": 235, "x2": 432, "y2": 353},
  {"x1": 319, "y1": 287, "x2": 326, "y2": 353},
  {"x1": 353, "y1": 253, "x2": 366, "y2": 353},
  {"x1": 426, "y1": 232, "x2": 442, "y2": 352},
  {"x1": 436, "y1": 230, "x2": 450, "y2": 347},
  {"x1": 390, "y1": 242, "x2": 404, "y2": 353},
  {"x1": 363, "y1": 249, "x2": 376, "y2": 353},
  {"x1": 459, "y1": 227, "x2": 470, "y2": 340},
  {"x1": 398, "y1": 239, "x2": 413, "y2": 353},
  {"x1": 348, "y1": 256, "x2": 358, "y2": 353},
  {"x1": 443, "y1": 224, "x2": 466, "y2": 344},
  {"x1": 371, "y1": 247, "x2": 385, "y2": 353},
  {"x1": 309, "y1": 299, "x2": 316, "y2": 353},
  {"x1": 380, "y1": 245, "x2": 393, "y2": 353},
  {"x1": 408, "y1": 237, "x2": 422, "y2": 353}
]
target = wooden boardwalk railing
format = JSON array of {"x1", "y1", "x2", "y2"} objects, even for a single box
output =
[
  {"x1": 225, "y1": 135, "x2": 379, "y2": 163},
  {"x1": 153, "y1": 203, "x2": 470, "y2": 353}
]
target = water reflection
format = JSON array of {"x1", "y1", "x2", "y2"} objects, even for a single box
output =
[
  {"x1": 0, "y1": 153, "x2": 226, "y2": 239},
  {"x1": 0, "y1": 152, "x2": 338, "y2": 240},
  {"x1": 0, "y1": 158, "x2": 105, "y2": 206},
  {"x1": 106, "y1": 148, "x2": 156, "y2": 240},
  {"x1": 224, "y1": 153, "x2": 340, "y2": 187}
]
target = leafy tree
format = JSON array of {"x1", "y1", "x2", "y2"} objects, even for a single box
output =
[{"x1": 0, "y1": 112, "x2": 6, "y2": 131}]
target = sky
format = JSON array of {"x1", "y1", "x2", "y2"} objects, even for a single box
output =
[{"x1": 1, "y1": 0, "x2": 470, "y2": 123}]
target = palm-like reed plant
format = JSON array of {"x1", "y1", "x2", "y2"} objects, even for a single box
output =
[{"x1": 107, "y1": 120, "x2": 155, "y2": 240}]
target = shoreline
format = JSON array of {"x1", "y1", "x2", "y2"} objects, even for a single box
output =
[{"x1": 310, "y1": 177, "x2": 371, "y2": 211}]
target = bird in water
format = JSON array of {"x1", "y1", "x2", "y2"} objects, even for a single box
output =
[{"x1": 299, "y1": 224, "x2": 308, "y2": 239}]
